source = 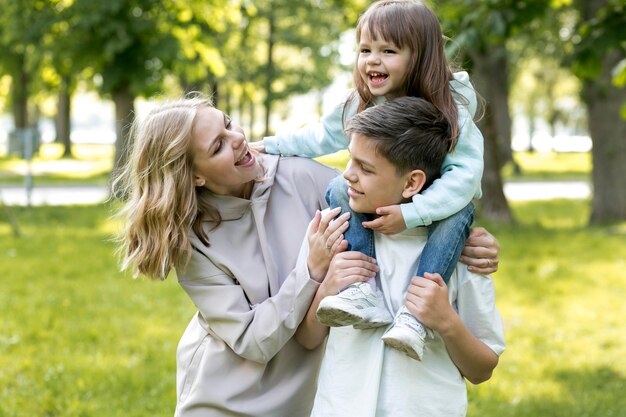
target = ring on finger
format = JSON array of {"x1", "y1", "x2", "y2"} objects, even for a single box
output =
[
  {"x1": 325, "y1": 243, "x2": 332, "y2": 250},
  {"x1": 486, "y1": 259, "x2": 492, "y2": 267}
]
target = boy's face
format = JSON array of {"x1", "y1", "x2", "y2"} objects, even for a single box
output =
[{"x1": 343, "y1": 133, "x2": 409, "y2": 214}]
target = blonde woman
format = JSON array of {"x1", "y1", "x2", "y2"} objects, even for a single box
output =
[{"x1": 115, "y1": 97, "x2": 500, "y2": 417}]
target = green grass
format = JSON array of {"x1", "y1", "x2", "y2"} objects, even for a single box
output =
[
  {"x1": 1, "y1": 199, "x2": 624, "y2": 416},
  {"x1": 0, "y1": 144, "x2": 113, "y2": 185},
  {"x1": 504, "y1": 151, "x2": 591, "y2": 181}
]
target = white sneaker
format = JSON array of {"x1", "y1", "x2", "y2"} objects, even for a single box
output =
[
  {"x1": 382, "y1": 306, "x2": 434, "y2": 361},
  {"x1": 316, "y1": 282, "x2": 393, "y2": 329}
]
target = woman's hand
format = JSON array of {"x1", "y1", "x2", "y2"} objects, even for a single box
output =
[
  {"x1": 307, "y1": 208, "x2": 350, "y2": 282},
  {"x1": 317, "y1": 251, "x2": 379, "y2": 298},
  {"x1": 459, "y1": 227, "x2": 500, "y2": 274}
]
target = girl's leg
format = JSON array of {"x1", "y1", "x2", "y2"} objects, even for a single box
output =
[
  {"x1": 317, "y1": 175, "x2": 391, "y2": 328},
  {"x1": 416, "y1": 203, "x2": 475, "y2": 284},
  {"x1": 382, "y1": 203, "x2": 475, "y2": 360},
  {"x1": 325, "y1": 175, "x2": 375, "y2": 258}
]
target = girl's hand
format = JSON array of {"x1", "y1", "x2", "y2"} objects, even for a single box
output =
[
  {"x1": 459, "y1": 227, "x2": 500, "y2": 274},
  {"x1": 318, "y1": 251, "x2": 379, "y2": 298},
  {"x1": 404, "y1": 272, "x2": 454, "y2": 333},
  {"x1": 307, "y1": 208, "x2": 350, "y2": 281},
  {"x1": 362, "y1": 204, "x2": 406, "y2": 235},
  {"x1": 249, "y1": 140, "x2": 266, "y2": 153}
]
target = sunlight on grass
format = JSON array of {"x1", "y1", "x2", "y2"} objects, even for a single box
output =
[
  {"x1": 0, "y1": 143, "x2": 113, "y2": 184},
  {"x1": 504, "y1": 151, "x2": 591, "y2": 181}
]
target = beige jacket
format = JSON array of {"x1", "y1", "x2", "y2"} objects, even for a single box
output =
[{"x1": 174, "y1": 155, "x2": 338, "y2": 417}]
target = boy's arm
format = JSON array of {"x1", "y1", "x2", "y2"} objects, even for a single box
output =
[
  {"x1": 400, "y1": 106, "x2": 484, "y2": 228},
  {"x1": 405, "y1": 272, "x2": 503, "y2": 384},
  {"x1": 263, "y1": 100, "x2": 354, "y2": 157}
]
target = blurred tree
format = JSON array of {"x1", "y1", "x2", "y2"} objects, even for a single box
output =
[
  {"x1": 39, "y1": 0, "x2": 89, "y2": 158},
  {"x1": 564, "y1": 0, "x2": 626, "y2": 223},
  {"x1": 67, "y1": 0, "x2": 185, "y2": 177},
  {"x1": 229, "y1": 0, "x2": 361, "y2": 137},
  {"x1": 439, "y1": 1, "x2": 550, "y2": 223},
  {"x1": 0, "y1": 0, "x2": 51, "y2": 130}
]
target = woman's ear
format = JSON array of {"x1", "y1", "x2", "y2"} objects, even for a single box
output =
[
  {"x1": 194, "y1": 176, "x2": 205, "y2": 187},
  {"x1": 402, "y1": 170, "x2": 426, "y2": 199}
]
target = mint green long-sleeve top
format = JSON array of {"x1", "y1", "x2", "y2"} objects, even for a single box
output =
[{"x1": 263, "y1": 71, "x2": 483, "y2": 228}]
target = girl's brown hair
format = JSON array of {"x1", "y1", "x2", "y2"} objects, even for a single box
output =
[{"x1": 348, "y1": 0, "x2": 464, "y2": 149}]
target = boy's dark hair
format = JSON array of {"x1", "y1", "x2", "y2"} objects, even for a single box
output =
[{"x1": 346, "y1": 96, "x2": 451, "y2": 190}]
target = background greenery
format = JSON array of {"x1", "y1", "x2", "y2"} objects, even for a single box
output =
[{"x1": 1, "y1": 148, "x2": 624, "y2": 416}]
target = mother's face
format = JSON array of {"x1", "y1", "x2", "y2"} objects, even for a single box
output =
[{"x1": 191, "y1": 106, "x2": 260, "y2": 197}]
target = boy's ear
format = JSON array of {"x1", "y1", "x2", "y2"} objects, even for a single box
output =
[{"x1": 402, "y1": 170, "x2": 426, "y2": 199}]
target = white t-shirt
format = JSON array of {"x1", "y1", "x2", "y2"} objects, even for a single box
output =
[{"x1": 311, "y1": 227, "x2": 506, "y2": 417}]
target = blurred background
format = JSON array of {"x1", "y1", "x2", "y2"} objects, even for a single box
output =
[{"x1": 0, "y1": 0, "x2": 624, "y2": 416}]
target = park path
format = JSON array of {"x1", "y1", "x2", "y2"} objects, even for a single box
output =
[{"x1": 0, "y1": 181, "x2": 591, "y2": 206}]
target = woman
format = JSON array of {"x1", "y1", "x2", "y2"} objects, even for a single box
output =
[{"x1": 115, "y1": 97, "x2": 500, "y2": 417}]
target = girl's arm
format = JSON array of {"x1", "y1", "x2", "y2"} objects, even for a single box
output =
[
  {"x1": 262, "y1": 99, "x2": 357, "y2": 157},
  {"x1": 401, "y1": 104, "x2": 484, "y2": 228},
  {"x1": 295, "y1": 251, "x2": 379, "y2": 349}
]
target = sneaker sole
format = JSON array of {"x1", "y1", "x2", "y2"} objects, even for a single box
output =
[
  {"x1": 316, "y1": 306, "x2": 392, "y2": 328},
  {"x1": 381, "y1": 335, "x2": 423, "y2": 361}
]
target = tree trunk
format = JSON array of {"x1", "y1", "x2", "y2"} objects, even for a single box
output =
[
  {"x1": 469, "y1": 48, "x2": 514, "y2": 224},
  {"x1": 55, "y1": 75, "x2": 73, "y2": 158},
  {"x1": 111, "y1": 85, "x2": 136, "y2": 182},
  {"x1": 584, "y1": 49, "x2": 626, "y2": 223},
  {"x1": 263, "y1": 9, "x2": 275, "y2": 137},
  {"x1": 488, "y1": 44, "x2": 514, "y2": 168},
  {"x1": 11, "y1": 53, "x2": 29, "y2": 130}
]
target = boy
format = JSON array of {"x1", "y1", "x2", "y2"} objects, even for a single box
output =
[{"x1": 298, "y1": 97, "x2": 505, "y2": 416}]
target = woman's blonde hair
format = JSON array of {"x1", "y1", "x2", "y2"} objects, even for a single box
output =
[{"x1": 113, "y1": 97, "x2": 222, "y2": 280}]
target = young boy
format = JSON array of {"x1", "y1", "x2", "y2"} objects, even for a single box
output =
[{"x1": 298, "y1": 97, "x2": 505, "y2": 416}]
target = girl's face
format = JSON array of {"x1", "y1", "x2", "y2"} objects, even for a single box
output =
[
  {"x1": 191, "y1": 106, "x2": 260, "y2": 197},
  {"x1": 357, "y1": 25, "x2": 411, "y2": 100}
]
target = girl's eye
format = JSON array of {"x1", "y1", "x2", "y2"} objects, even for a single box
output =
[
  {"x1": 361, "y1": 166, "x2": 372, "y2": 174},
  {"x1": 225, "y1": 118, "x2": 232, "y2": 129},
  {"x1": 384, "y1": 49, "x2": 396, "y2": 54},
  {"x1": 360, "y1": 48, "x2": 370, "y2": 53}
]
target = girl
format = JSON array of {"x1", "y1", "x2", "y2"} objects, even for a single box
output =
[{"x1": 257, "y1": 0, "x2": 490, "y2": 361}]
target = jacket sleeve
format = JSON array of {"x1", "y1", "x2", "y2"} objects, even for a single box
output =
[
  {"x1": 263, "y1": 100, "x2": 357, "y2": 157},
  {"x1": 400, "y1": 97, "x2": 484, "y2": 228},
  {"x1": 177, "y1": 240, "x2": 320, "y2": 364}
]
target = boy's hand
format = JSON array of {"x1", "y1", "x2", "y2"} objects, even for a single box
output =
[
  {"x1": 404, "y1": 272, "x2": 454, "y2": 333},
  {"x1": 362, "y1": 204, "x2": 406, "y2": 235},
  {"x1": 249, "y1": 140, "x2": 266, "y2": 153}
]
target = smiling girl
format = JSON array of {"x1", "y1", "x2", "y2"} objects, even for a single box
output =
[{"x1": 256, "y1": 0, "x2": 494, "y2": 361}]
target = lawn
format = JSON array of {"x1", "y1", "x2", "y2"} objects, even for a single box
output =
[{"x1": 1, "y1": 199, "x2": 624, "y2": 416}]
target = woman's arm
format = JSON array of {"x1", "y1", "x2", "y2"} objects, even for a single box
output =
[
  {"x1": 295, "y1": 251, "x2": 379, "y2": 349},
  {"x1": 460, "y1": 227, "x2": 500, "y2": 274}
]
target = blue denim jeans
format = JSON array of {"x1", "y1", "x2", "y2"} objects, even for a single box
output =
[{"x1": 325, "y1": 175, "x2": 474, "y2": 284}]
